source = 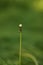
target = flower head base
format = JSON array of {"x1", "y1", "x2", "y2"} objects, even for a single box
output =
[{"x1": 19, "y1": 24, "x2": 22, "y2": 32}]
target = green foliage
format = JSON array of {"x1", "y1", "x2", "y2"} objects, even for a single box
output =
[{"x1": 0, "y1": 0, "x2": 43, "y2": 65}]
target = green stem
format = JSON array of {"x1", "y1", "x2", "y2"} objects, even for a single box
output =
[{"x1": 19, "y1": 32, "x2": 22, "y2": 65}]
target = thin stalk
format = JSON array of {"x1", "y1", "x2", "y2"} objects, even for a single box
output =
[{"x1": 19, "y1": 32, "x2": 22, "y2": 65}]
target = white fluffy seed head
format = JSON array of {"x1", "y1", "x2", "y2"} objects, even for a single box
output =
[{"x1": 19, "y1": 24, "x2": 22, "y2": 28}]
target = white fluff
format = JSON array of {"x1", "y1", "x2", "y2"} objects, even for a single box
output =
[{"x1": 19, "y1": 24, "x2": 22, "y2": 27}]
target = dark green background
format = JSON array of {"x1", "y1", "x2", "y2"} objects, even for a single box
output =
[{"x1": 0, "y1": 0, "x2": 43, "y2": 65}]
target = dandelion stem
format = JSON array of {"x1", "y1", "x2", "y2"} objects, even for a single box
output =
[{"x1": 19, "y1": 32, "x2": 22, "y2": 65}]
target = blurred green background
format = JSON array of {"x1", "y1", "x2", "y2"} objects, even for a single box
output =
[{"x1": 0, "y1": 0, "x2": 43, "y2": 65}]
